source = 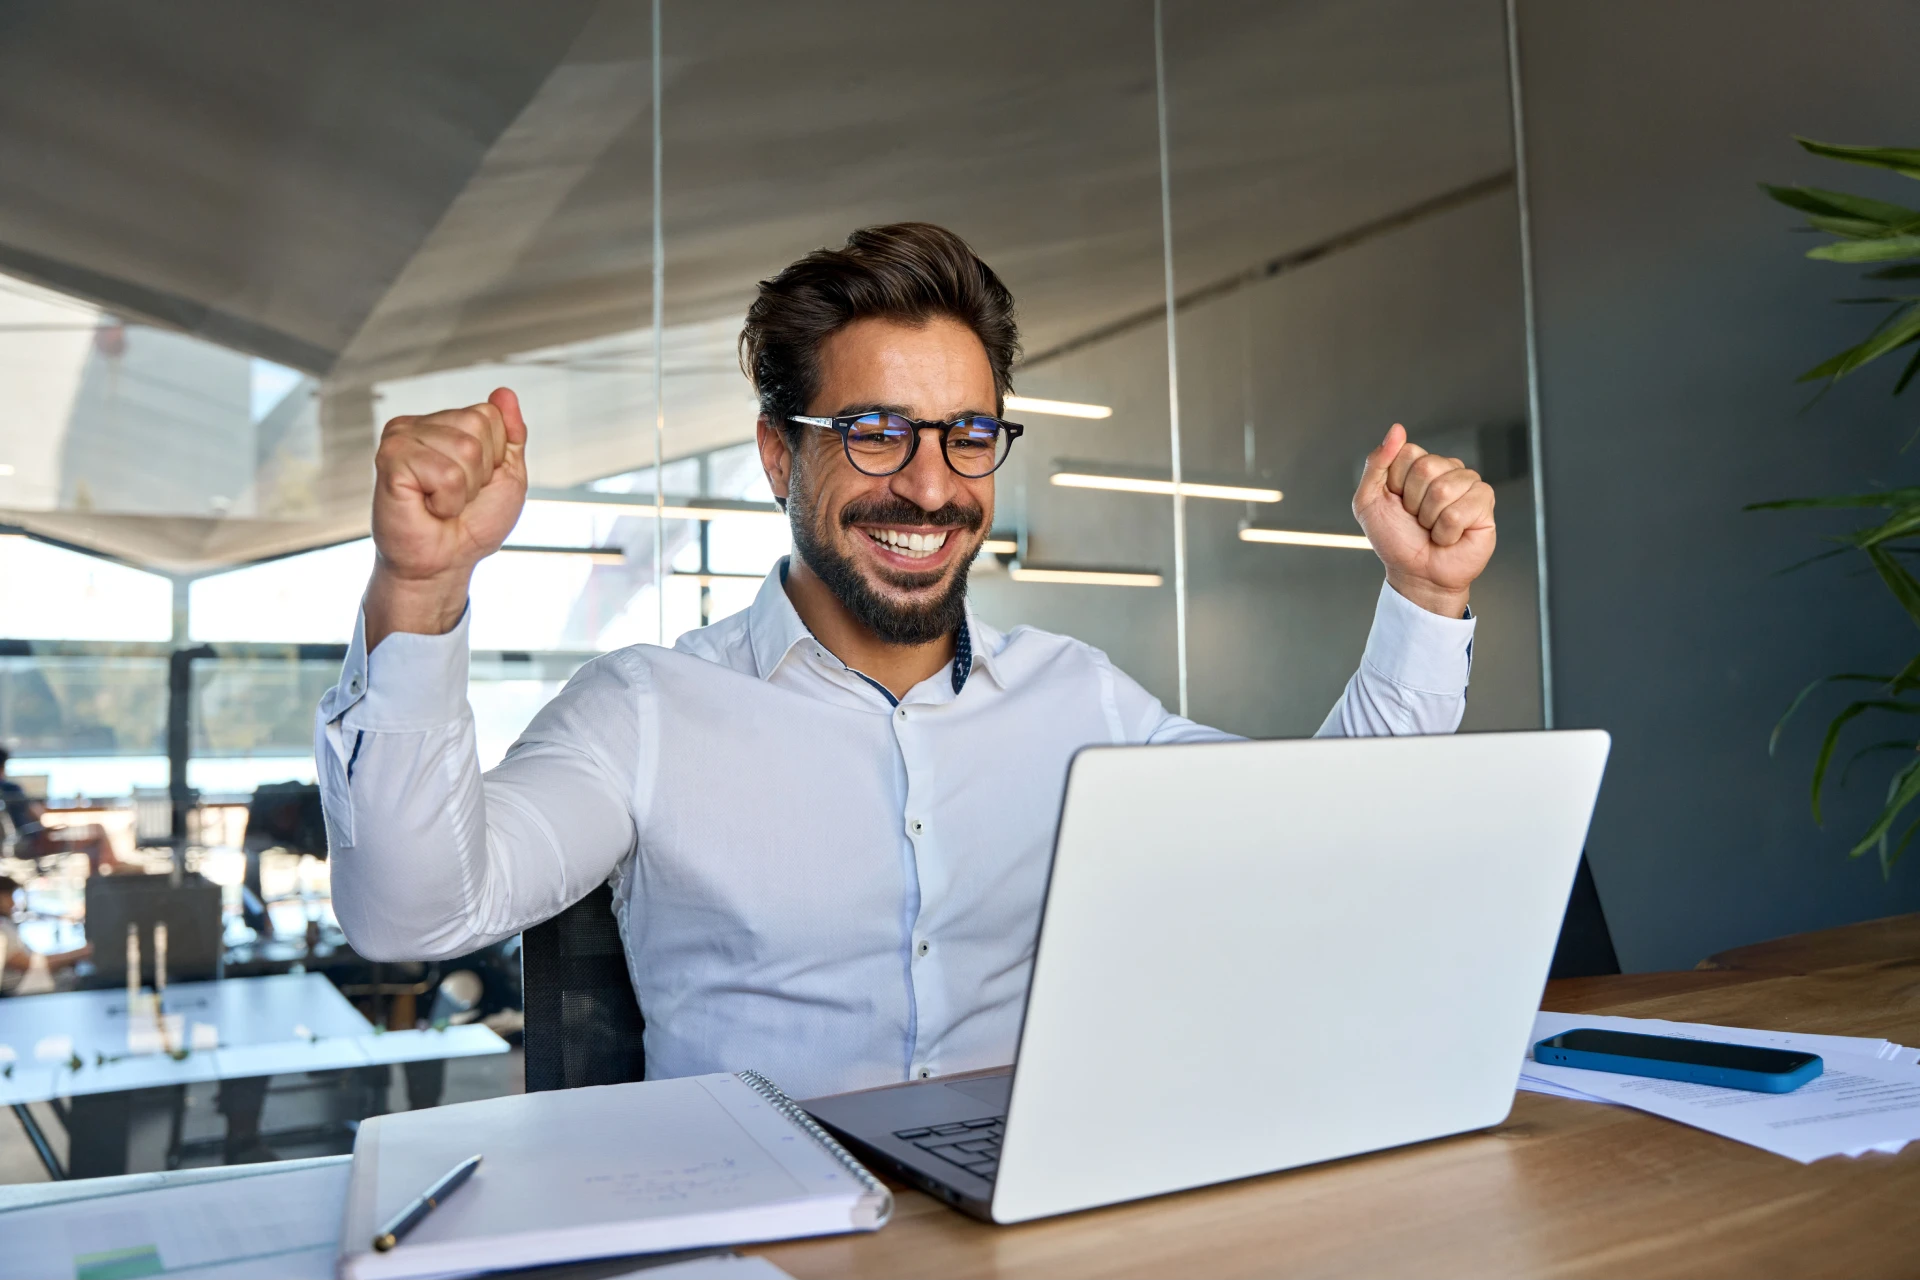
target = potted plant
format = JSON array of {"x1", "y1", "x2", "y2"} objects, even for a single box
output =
[{"x1": 1754, "y1": 138, "x2": 1920, "y2": 875}]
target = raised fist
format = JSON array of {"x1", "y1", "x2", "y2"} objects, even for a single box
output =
[
  {"x1": 1352, "y1": 423, "x2": 1496, "y2": 618},
  {"x1": 365, "y1": 387, "x2": 528, "y2": 645}
]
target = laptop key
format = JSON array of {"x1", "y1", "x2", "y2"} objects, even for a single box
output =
[
  {"x1": 893, "y1": 1127, "x2": 932, "y2": 1140},
  {"x1": 953, "y1": 1138, "x2": 994, "y2": 1152},
  {"x1": 931, "y1": 1123, "x2": 971, "y2": 1135},
  {"x1": 971, "y1": 1160, "x2": 998, "y2": 1178},
  {"x1": 962, "y1": 1117, "x2": 1000, "y2": 1128}
]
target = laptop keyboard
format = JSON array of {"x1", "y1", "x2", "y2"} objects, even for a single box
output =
[{"x1": 892, "y1": 1115, "x2": 1005, "y2": 1181}]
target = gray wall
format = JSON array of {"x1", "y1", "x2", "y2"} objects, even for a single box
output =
[
  {"x1": 1519, "y1": 0, "x2": 1920, "y2": 970},
  {"x1": 971, "y1": 191, "x2": 1541, "y2": 738}
]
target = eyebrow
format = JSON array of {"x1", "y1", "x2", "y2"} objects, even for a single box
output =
[{"x1": 827, "y1": 403, "x2": 998, "y2": 420}]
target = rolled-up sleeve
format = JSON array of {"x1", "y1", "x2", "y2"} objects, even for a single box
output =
[
  {"x1": 315, "y1": 609, "x2": 640, "y2": 961},
  {"x1": 1316, "y1": 581, "x2": 1475, "y2": 737}
]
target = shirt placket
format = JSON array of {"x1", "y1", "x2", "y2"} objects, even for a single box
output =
[{"x1": 893, "y1": 696, "x2": 950, "y2": 1080}]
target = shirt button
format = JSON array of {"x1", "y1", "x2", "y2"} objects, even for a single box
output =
[
  {"x1": 348, "y1": 676, "x2": 362, "y2": 695},
  {"x1": 909, "y1": 819, "x2": 924, "y2": 836},
  {"x1": 896, "y1": 706, "x2": 908, "y2": 721},
  {"x1": 915, "y1": 939, "x2": 930, "y2": 958},
  {"x1": 918, "y1": 1068, "x2": 933, "y2": 1080}
]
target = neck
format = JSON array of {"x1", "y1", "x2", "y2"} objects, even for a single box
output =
[{"x1": 783, "y1": 555, "x2": 956, "y2": 699}]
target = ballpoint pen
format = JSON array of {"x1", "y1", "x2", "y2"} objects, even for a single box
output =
[{"x1": 372, "y1": 1153, "x2": 483, "y2": 1252}]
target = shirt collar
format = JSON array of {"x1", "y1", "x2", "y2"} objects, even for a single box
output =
[{"x1": 747, "y1": 556, "x2": 1001, "y2": 695}]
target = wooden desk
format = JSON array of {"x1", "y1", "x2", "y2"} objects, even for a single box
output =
[{"x1": 762, "y1": 914, "x2": 1920, "y2": 1278}]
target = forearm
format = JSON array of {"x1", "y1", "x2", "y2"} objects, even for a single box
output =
[
  {"x1": 316, "y1": 613, "x2": 639, "y2": 961},
  {"x1": 362, "y1": 562, "x2": 472, "y2": 654},
  {"x1": 1317, "y1": 580, "x2": 1475, "y2": 738}
]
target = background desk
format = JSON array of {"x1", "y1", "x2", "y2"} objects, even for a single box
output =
[
  {"x1": 759, "y1": 912, "x2": 1920, "y2": 1278},
  {"x1": 0, "y1": 974, "x2": 506, "y2": 1177}
]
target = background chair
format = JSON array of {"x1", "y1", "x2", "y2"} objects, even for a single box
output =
[
  {"x1": 521, "y1": 882, "x2": 646, "y2": 1092},
  {"x1": 1549, "y1": 854, "x2": 1621, "y2": 979}
]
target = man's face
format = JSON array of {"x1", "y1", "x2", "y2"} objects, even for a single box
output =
[
  {"x1": 759, "y1": 315, "x2": 998, "y2": 645},
  {"x1": 0, "y1": 892, "x2": 13, "y2": 919}
]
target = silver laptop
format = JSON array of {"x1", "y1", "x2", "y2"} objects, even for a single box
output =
[{"x1": 804, "y1": 729, "x2": 1611, "y2": 1224}]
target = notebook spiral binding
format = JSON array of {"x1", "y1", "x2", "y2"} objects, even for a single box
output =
[{"x1": 737, "y1": 1069, "x2": 887, "y2": 1199}]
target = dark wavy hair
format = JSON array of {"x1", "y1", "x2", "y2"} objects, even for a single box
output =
[{"x1": 739, "y1": 223, "x2": 1021, "y2": 444}]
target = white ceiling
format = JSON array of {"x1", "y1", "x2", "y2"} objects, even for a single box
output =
[{"x1": 0, "y1": 0, "x2": 1513, "y2": 570}]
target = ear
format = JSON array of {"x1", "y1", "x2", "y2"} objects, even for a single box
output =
[{"x1": 755, "y1": 414, "x2": 794, "y2": 511}]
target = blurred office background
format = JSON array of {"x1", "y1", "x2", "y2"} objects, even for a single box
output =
[{"x1": 0, "y1": 0, "x2": 1917, "y2": 1181}]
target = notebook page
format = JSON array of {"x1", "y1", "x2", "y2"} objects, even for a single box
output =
[{"x1": 365, "y1": 1076, "x2": 836, "y2": 1251}]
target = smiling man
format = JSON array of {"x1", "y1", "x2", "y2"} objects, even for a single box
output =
[{"x1": 316, "y1": 223, "x2": 1494, "y2": 1099}]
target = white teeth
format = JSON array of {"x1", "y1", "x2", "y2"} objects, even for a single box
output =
[{"x1": 866, "y1": 529, "x2": 949, "y2": 559}]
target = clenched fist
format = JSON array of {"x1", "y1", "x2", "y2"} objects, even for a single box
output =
[
  {"x1": 1352, "y1": 423, "x2": 1495, "y2": 618},
  {"x1": 365, "y1": 387, "x2": 529, "y2": 649}
]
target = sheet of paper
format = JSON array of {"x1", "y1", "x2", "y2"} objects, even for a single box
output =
[
  {"x1": 614, "y1": 1254, "x2": 795, "y2": 1279},
  {"x1": 0, "y1": 1160, "x2": 346, "y2": 1280},
  {"x1": 1524, "y1": 1046, "x2": 1920, "y2": 1163}
]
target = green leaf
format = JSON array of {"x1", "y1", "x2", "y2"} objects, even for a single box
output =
[
  {"x1": 1807, "y1": 235, "x2": 1920, "y2": 263},
  {"x1": 1771, "y1": 673, "x2": 1898, "y2": 754},
  {"x1": 1809, "y1": 698, "x2": 1920, "y2": 820},
  {"x1": 1838, "y1": 738, "x2": 1918, "y2": 788},
  {"x1": 1895, "y1": 343, "x2": 1920, "y2": 395},
  {"x1": 1746, "y1": 486, "x2": 1920, "y2": 512},
  {"x1": 1843, "y1": 503, "x2": 1920, "y2": 549},
  {"x1": 1795, "y1": 137, "x2": 1920, "y2": 180},
  {"x1": 1763, "y1": 183, "x2": 1920, "y2": 226},
  {"x1": 1867, "y1": 264, "x2": 1920, "y2": 281},
  {"x1": 1852, "y1": 756, "x2": 1920, "y2": 857},
  {"x1": 1868, "y1": 545, "x2": 1920, "y2": 627},
  {"x1": 1888, "y1": 651, "x2": 1920, "y2": 693},
  {"x1": 1806, "y1": 214, "x2": 1908, "y2": 239},
  {"x1": 1795, "y1": 304, "x2": 1920, "y2": 382}
]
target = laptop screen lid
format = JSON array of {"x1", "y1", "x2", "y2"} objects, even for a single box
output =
[{"x1": 990, "y1": 728, "x2": 1610, "y2": 1224}]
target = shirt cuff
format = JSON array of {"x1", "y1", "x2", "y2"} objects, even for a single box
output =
[
  {"x1": 1361, "y1": 580, "x2": 1476, "y2": 695},
  {"x1": 325, "y1": 606, "x2": 473, "y2": 732}
]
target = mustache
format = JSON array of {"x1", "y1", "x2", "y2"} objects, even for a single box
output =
[{"x1": 838, "y1": 496, "x2": 984, "y2": 532}]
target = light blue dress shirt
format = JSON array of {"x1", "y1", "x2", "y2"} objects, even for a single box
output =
[{"x1": 315, "y1": 562, "x2": 1474, "y2": 1099}]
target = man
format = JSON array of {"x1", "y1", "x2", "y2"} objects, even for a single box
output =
[
  {"x1": 316, "y1": 224, "x2": 1494, "y2": 1099},
  {"x1": 0, "y1": 746, "x2": 117, "y2": 874},
  {"x1": 0, "y1": 875, "x2": 92, "y2": 996}
]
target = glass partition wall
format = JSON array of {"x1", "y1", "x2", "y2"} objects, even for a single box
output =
[{"x1": 0, "y1": 2, "x2": 1546, "y2": 1172}]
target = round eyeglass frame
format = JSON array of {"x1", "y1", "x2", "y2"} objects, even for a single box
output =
[{"x1": 787, "y1": 412, "x2": 1024, "y2": 479}]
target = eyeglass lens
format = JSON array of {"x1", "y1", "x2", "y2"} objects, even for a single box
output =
[{"x1": 843, "y1": 413, "x2": 1012, "y2": 477}]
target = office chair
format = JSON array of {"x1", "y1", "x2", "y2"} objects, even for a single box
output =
[
  {"x1": 1548, "y1": 854, "x2": 1620, "y2": 979},
  {"x1": 521, "y1": 881, "x2": 647, "y2": 1091}
]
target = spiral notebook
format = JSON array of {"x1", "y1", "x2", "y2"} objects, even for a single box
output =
[{"x1": 338, "y1": 1072, "x2": 891, "y2": 1279}]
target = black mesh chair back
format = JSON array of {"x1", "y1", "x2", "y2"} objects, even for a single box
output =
[
  {"x1": 521, "y1": 881, "x2": 647, "y2": 1091},
  {"x1": 1548, "y1": 853, "x2": 1621, "y2": 979}
]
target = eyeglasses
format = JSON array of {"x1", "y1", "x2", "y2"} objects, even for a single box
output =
[{"x1": 788, "y1": 412, "x2": 1024, "y2": 478}]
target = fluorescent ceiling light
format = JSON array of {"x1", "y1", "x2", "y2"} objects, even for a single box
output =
[
  {"x1": 1050, "y1": 473, "x2": 1283, "y2": 503},
  {"x1": 1004, "y1": 395, "x2": 1112, "y2": 420},
  {"x1": 1239, "y1": 528, "x2": 1372, "y2": 550},
  {"x1": 978, "y1": 538, "x2": 1019, "y2": 556},
  {"x1": 524, "y1": 494, "x2": 787, "y2": 523},
  {"x1": 1009, "y1": 564, "x2": 1163, "y2": 587},
  {"x1": 502, "y1": 544, "x2": 627, "y2": 565},
  {"x1": 673, "y1": 571, "x2": 764, "y2": 584},
  {"x1": 0, "y1": 463, "x2": 14, "y2": 477}
]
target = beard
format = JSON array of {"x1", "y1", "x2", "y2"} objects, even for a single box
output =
[{"x1": 787, "y1": 466, "x2": 983, "y2": 647}]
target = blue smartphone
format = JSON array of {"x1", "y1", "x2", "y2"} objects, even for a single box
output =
[{"x1": 1533, "y1": 1028, "x2": 1823, "y2": 1093}]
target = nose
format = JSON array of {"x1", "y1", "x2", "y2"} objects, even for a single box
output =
[{"x1": 888, "y1": 426, "x2": 962, "y2": 515}]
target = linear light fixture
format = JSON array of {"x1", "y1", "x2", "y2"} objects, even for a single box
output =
[
  {"x1": 502, "y1": 544, "x2": 628, "y2": 565},
  {"x1": 1051, "y1": 472, "x2": 1283, "y2": 504},
  {"x1": 0, "y1": 463, "x2": 14, "y2": 477},
  {"x1": 1239, "y1": 528, "x2": 1373, "y2": 550},
  {"x1": 672, "y1": 570, "x2": 764, "y2": 584},
  {"x1": 1009, "y1": 564, "x2": 1164, "y2": 587},
  {"x1": 524, "y1": 489, "x2": 787, "y2": 523},
  {"x1": 979, "y1": 538, "x2": 1019, "y2": 556},
  {"x1": 1004, "y1": 394, "x2": 1112, "y2": 420}
]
